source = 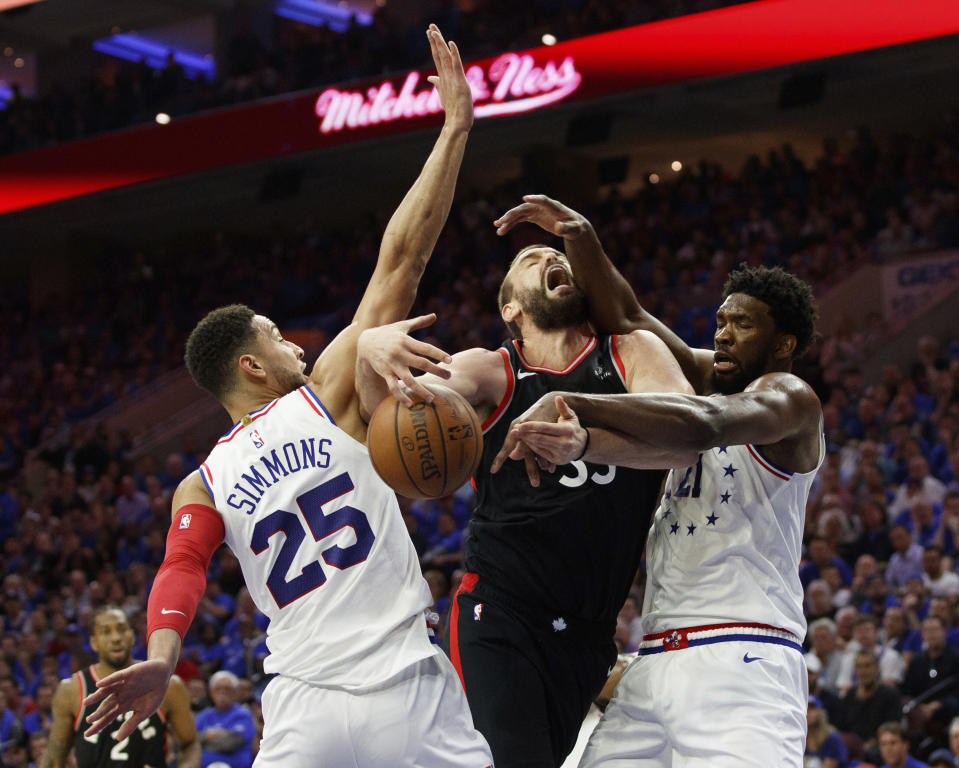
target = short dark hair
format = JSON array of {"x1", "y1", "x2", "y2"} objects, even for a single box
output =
[
  {"x1": 91, "y1": 604, "x2": 127, "y2": 631},
  {"x1": 722, "y1": 265, "x2": 817, "y2": 358},
  {"x1": 185, "y1": 304, "x2": 258, "y2": 399}
]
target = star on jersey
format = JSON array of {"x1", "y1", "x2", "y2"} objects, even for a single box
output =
[
  {"x1": 664, "y1": 490, "x2": 671, "y2": 499},
  {"x1": 718, "y1": 446, "x2": 728, "y2": 454},
  {"x1": 670, "y1": 522, "x2": 679, "y2": 535},
  {"x1": 706, "y1": 512, "x2": 719, "y2": 525},
  {"x1": 662, "y1": 507, "x2": 671, "y2": 519},
  {"x1": 720, "y1": 491, "x2": 731, "y2": 504},
  {"x1": 686, "y1": 523, "x2": 696, "y2": 536},
  {"x1": 723, "y1": 464, "x2": 738, "y2": 477}
]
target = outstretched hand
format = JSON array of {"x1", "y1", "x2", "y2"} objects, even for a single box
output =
[
  {"x1": 357, "y1": 313, "x2": 452, "y2": 407},
  {"x1": 494, "y1": 195, "x2": 591, "y2": 240},
  {"x1": 83, "y1": 660, "x2": 171, "y2": 741},
  {"x1": 491, "y1": 395, "x2": 588, "y2": 485},
  {"x1": 427, "y1": 24, "x2": 473, "y2": 134}
]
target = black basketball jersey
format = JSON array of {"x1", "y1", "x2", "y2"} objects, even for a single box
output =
[
  {"x1": 73, "y1": 666, "x2": 168, "y2": 768},
  {"x1": 469, "y1": 335, "x2": 665, "y2": 624}
]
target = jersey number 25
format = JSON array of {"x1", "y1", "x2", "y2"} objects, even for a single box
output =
[{"x1": 250, "y1": 472, "x2": 375, "y2": 608}]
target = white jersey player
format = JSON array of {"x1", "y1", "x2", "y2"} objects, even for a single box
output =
[
  {"x1": 486, "y1": 205, "x2": 823, "y2": 768},
  {"x1": 199, "y1": 384, "x2": 437, "y2": 688},
  {"x1": 82, "y1": 26, "x2": 493, "y2": 768}
]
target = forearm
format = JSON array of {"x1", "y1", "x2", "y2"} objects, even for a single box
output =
[
  {"x1": 561, "y1": 391, "x2": 720, "y2": 455},
  {"x1": 583, "y1": 426, "x2": 697, "y2": 469},
  {"x1": 179, "y1": 738, "x2": 202, "y2": 768},
  {"x1": 146, "y1": 628, "x2": 182, "y2": 676},
  {"x1": 376, "y1": 125, "x2": 469, "y2": 289},
  {"x1": 563, "y1": 222, "x2": 645, "y2": 334},
  {"x1": 202, "y1": 731, "x2": 245, "y2": 753},
  {"x1": 355, "y1": 357, "x2": 390, "y2": 422}
]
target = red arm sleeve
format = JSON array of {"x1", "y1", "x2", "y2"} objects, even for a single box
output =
[{"x1": 146, "y1": 504, "x2": 225, "y2": 642}]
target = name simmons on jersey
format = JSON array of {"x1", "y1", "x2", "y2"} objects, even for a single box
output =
[{"x1": 226, "y1": 437, "x2": 333, "y2": 515}]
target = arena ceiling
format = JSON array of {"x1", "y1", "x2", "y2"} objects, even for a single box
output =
[{"x1": 0, "y1": 17, "x2": 956, "y2": 255}]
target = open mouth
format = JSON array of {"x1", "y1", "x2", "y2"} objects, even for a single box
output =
[
  {"x1": 713, "y1": 351, "x2": 737, "y2": 372},
  {"x1": 544, "y1": 264, "x2": 573, "y2": 294}
]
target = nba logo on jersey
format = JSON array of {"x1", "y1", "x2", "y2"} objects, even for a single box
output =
[
  {"x1": 250, "y1": 429, "x2": 265, "y2": 449},
  {"x1": 474, "y1": 604, "x2": 483, "y2": 622},
  {"x1": 179, "y1": 513, "x2": 192, "y2": 530}
]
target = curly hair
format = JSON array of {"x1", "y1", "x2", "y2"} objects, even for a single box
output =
[
  {"x1": 185, "y1": 304, "x2": 259, "y2": 399},
  {"x1": 722, "y1": 266, "x2": 817, "y2": 358}
]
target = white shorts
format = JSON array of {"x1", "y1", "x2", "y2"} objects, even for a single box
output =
[
  {"x1": 579, "y1": 639, "x2": 807, "y2": 768},
  {"x1": 255, "y1": 648, "x2": 493, "y2": 768}
]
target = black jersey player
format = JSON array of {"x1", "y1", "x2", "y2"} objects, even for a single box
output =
[
  {"x1": 42, "y1": 606, "x2": 198, "y2": 768},
  {"x1": 356, "y1": 230, "x2": 694, "y2": 766}
]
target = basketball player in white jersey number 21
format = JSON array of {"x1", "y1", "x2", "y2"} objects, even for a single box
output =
[
  {"x1": 491, "y1": 195, "x2": 824, "y2": 768},
  {"x1": 81, "y1": 26, "x2": 493, "y2": 768}
]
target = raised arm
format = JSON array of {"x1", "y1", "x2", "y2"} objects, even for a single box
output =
[
  {"x1": 494, "y1": 194, "x2": 712, "y2": 392},
  {"x1": 310, "y1": 25, "x2": 473, "y2": 434}
]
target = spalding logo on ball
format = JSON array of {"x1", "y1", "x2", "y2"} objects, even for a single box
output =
[{"x1": 367, "y1": 384, "x2": 483, "y2": 499}]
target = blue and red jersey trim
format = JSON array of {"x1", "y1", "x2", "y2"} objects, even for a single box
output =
[
  {"x1": 216, "y1": 398, "x2": 281, "y2": 445},
  {"x1": 298, "y1": 384, "x2": 335, "y2": 424},
  {"x1": 747, "y1": 444, "x2": 792, "y2": 480}
]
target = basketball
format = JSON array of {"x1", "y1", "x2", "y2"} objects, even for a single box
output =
[{"x1": 367, "y1": 384, "x2": 484, "y2": 499}]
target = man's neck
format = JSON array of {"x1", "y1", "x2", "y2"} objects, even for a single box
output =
[
  {"x1": 225, "y1": 391, "x2": 279, "y2": 425},
  {"x1": 516, "y1": 325, "x2": 593, "y2": 370},
  {"x1": 857, "y1": 680, "x2": 879, "y2": 697}
]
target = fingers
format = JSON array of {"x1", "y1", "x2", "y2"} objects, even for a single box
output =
[
  {"x1": 114, "y1": 713, "x2": 145, "y2": 742},
  {"x1": 490, "y1": 432, "x2": 518, "y2": 474},
  {"x1": 521, "y1": 444, "x2": 541, "y2": 487},
  {"x1": 82, "y1": 686, "x2": 109, "y2": 708},
  {"x1": 449, "y1": 39, "x2": 461, "y2": 64},
  {"x1": 555, "y1": 395, "x2": 575, "y2": 420}
]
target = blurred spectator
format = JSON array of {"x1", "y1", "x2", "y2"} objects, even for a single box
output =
[
  {"x1": 836, "y1": 651, "x2": 903, "y2": 755},
  {"x1": 922, "y1": 545, "x2": 959, "y2": 598},
  {"x1": 886, "y1": 526, "x2": 925, "y2": 588},
  {"x1": 836, "y1": 616, "x2": 903, "y2": 694},
  {"x1": 195, "y1": 671, "x2": 256, "y2": 768},
  {"x1": 877, "y1": 721, "x2": 927, "y2": 768},
  {"x1": 901, "y1": 617, "x2": 959, "y2": 740},
  {"x1": 805, "y1": 694, "x2": 849, "y2": 767}
]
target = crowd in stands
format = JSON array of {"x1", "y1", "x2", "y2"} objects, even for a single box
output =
[
  {"x1": 0, "y1": 0, "x2": 750, "y2": 157},
  {"x1": 0, "y1": 85, "x2": 958, "y2": 768}
]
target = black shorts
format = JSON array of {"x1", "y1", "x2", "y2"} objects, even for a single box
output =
[{"x1": 450, "y1": 575, "x2": 617, "y2": 768}]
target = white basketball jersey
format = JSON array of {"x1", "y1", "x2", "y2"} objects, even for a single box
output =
[
  {"x1": 642, "y1": 431, "x2": 824, "y2": 640},
  {"x1": 200, "y1": 385, "x2": 434, "y2": 690}
]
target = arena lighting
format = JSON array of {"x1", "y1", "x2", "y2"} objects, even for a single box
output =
[
  {"x1": 274, "y1": 0, "x2": 372, "y2": 32},
  {"x1": 671, "y1": 160, "x2": 682, "y2": 172},
  {"x1": 155, "y1": 112, "x2": 171, "y2": 125},
  {"x1": 3, "y1": 0, "x2": 959, "y2": 216},
  {"x1": 542, "y1": 34, "x2": 557, "y2": 46},
  {"x1": 649, "y1": 173, "x2": 660, "y2": 184},
  {"x1": 92, "y1": 33, "x2": 215, "y2": 80}
]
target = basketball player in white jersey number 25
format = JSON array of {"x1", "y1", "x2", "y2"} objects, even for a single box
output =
[
  {"x1": 81, "y1": 26, "x2": 493, "y2": 768},
  {"x1": 490, "y1": 196, "x2": 824, "y2": 768}
]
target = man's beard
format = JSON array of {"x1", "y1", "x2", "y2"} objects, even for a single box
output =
[
  {"x1": 276, "y1": 367, "x2": 309, "y2": 395},
  {"x1": 711, "y1": 356, "x2": 767, "y2": 395},
  {"x1": 516, "y1": 285, "x2": 588, "y2": 331}
]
